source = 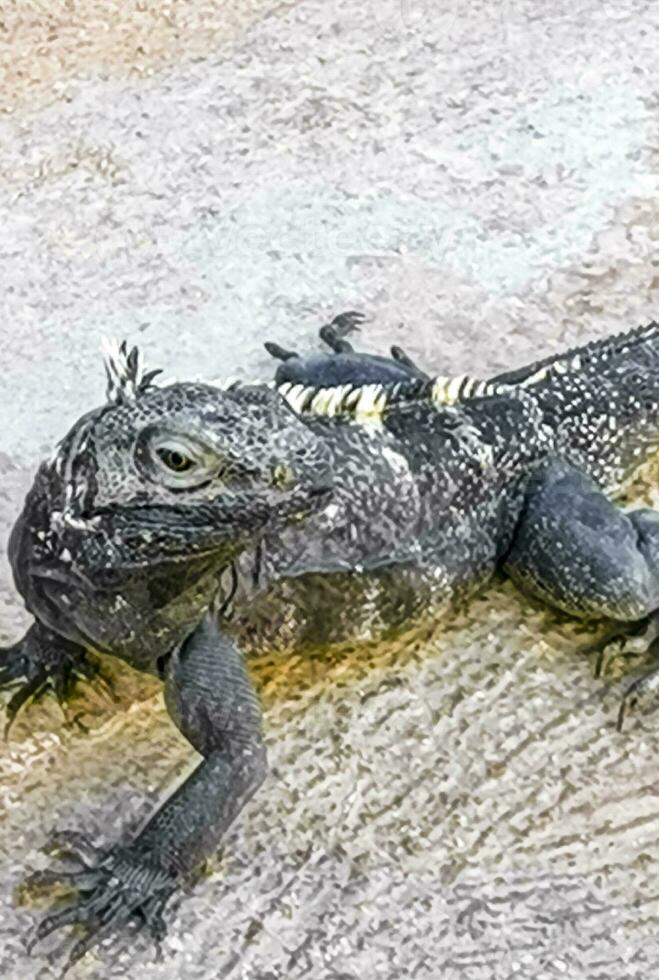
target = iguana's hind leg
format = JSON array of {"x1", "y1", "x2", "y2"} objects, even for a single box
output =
[
  {"x1": 503, "y1": 458, "x2": 659, "y2": 726},
  {"x1": 265, "y1": 310, "x2": 362, "y2": 364},
  {"x1": 0, "y1": 622, "x2": 103, "y2": 735},
  {"x1": 27, "y1": 616, "x2": 266, "y2": 969},
  {"x1": 265, "y1": 310, "x2": 430, "y2": 387},
  {"x1": 320, "y1": 312, "x2": 427, "y2": 377}
]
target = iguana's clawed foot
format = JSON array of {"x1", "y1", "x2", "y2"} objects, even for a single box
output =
[
  {"x1": 27, "y1": 837, "x2": 176, "y2": 971},
  {"x1": 0, "y1": 626, "x2": 110, "y2": 736},
  {"x1": 582, "y1": 616, "x2": 659, "y2": 730},
  {"x1": 318, "y1": 310, "x2": 366, "y2": 352}
]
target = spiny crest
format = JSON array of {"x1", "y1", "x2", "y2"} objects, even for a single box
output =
[
  {"x1": 493, "y1": 320, "x2": 659, "y2": 387},
  {"x1": 430, "y1": 374, "x2": 499, "y2": 405},
  {"x1": 276, "y1": 335, "x2": 631, "y2": 423},
  {"x1": 277, "y1": 379, "x2": 388, "y2": 420},
  {"x1": 101, "y1": 339, "x2": 163, "y2": 404},
  {"x1": 277, "y1": 374, "x2": 502, "y2": 421},
  {"x1": 510, "y1": 357, "x2": 576, "y2": 388},
  {"x1": 558, "y1": 320, "x2": 659, "y2": 368}
]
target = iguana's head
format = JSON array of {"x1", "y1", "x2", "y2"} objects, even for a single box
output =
[
  {"x1": 49, "y1": 343, "x2": 332, "y2": 543},
  {"x1": 10, "y1": 344, "x2": 333, "y2": 656}
]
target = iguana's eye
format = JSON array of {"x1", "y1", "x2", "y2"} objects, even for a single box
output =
[
  {"x1": 156, "y1": 447, "x2": 195, "y2": 472},
  {"x1": 136, "y1": 429, "x2": 215, "y2": 489}
]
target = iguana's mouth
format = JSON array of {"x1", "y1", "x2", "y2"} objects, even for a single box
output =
[{"x1": 52, "y1": 483, "x2": 335, "y2": 576}]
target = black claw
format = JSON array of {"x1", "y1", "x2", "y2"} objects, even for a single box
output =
[
  {"x1": 390, "y1": 345, "x2": 429, "y2": 379},
  {"x1": 64, "y1": 934, "x2": 101, "y2": 973}
]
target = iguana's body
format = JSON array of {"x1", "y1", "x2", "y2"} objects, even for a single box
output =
[
  {"x1": 4, "y1": 318, "x2": 659, "y2": 967},
  {"x1": 229, "y1": 318, "x2": 659, "y2": 647}
]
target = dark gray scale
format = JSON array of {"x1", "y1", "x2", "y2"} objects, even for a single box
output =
[{"x1": 265, "y1": 310, "x2": 430, "y2": 387}]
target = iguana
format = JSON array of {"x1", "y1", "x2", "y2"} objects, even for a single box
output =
[{"x1": 4, "y1": 314, "x2": 659, "y2": 969}]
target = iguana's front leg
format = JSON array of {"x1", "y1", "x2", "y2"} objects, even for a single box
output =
[
  {"x1": 28, "y1": 616, "x2": 266, "y2": 969},
  {"x1": 503, "y1": 458, "x2": 659, "y2": 724}
]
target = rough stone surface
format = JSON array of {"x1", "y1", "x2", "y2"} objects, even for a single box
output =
[{"x1": 2, "y1": 1, "x2": 659, "y2": 977}]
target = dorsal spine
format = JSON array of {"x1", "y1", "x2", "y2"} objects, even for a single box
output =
[{"x1": 277, "y1": 374, "x2": 503, "y2": 420}]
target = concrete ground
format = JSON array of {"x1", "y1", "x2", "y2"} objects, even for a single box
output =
[{"x1": 2, "y1": 0, "x2": 659, "y2": 977}]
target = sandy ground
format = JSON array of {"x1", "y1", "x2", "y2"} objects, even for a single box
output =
[
  {"x1": 0, "y1": 1, "x2": 297, "y2": 115},
  {"x1": 2, "y1": 0, "x2": 659, "y2": 978}
]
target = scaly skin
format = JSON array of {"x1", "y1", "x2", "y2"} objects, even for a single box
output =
[{"x1": 5, "y1": 320, "x2": 659, "y2": 968}]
